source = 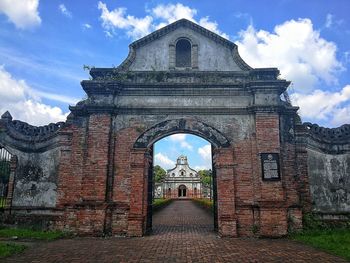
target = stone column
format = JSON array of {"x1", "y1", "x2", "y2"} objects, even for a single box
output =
[
  {"x1": 6, "y1": 155, "x2": 17, "y2": 210},
  {"x1": 214, "y1": 147, "x2": 237, "y2": 237},
  {"x1": 127, "y1": 148, "x2": 148, "y2": 236}
]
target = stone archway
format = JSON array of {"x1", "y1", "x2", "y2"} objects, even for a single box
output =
[
  {"x1": 129, "y1": 118, "x2": 237, "y2": 237},
  {"x1": 0, "y1": 18, "x2": 309, "y2": 239}
]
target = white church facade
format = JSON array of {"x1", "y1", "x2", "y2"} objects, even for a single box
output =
[{"x1": 155, "y1": 156, "x2": 203, "y2": 198}]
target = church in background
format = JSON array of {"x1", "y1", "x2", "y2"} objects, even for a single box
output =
[{"x1": 154, "y1": 155, "x2": 203, "y2": 199}]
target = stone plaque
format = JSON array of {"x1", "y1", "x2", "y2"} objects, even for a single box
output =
[{"x1": 261, "y1": 153, "x2": 280, "y2": 180}]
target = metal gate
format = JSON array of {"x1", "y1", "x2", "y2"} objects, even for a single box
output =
[
  {"x1": 0, "y1": 146, "x2": 12, "y2": 210},
  {"x1": 146, "y1": 148, "x2": 154, "y2": 233}
]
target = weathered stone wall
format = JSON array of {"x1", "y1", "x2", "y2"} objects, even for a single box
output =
[
  {"x1": 11, "y1": 148, "x2": 60, "y2": 207},
  {"x1": 308, "y1": 149, "x2": 350, "y2": 213},
  {"x1": 0, "y1": 114, "x2": 63, "y2": 209},
  {"x1": 303, "y1": 123, "x2": 350, "y2": 216},
  {"x1": 124, "y1": 20, "x2": 248, "y2": 71}
]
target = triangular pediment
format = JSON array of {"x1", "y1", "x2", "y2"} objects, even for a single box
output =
[{"x1": 117, "y1": 19, "x2": 251, "y2": 72}]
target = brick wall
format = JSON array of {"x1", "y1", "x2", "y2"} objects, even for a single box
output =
[{"x1": 54, "y1": 112, "x2": 307, "y2": 237}]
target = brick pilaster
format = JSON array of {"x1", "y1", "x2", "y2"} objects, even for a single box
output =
[
  {"x1": 214, "y1": 147, "x2": 237, "y2": 237},
  {"x1": 127, "y1": 148, "x2": 148, "y2": 237}
]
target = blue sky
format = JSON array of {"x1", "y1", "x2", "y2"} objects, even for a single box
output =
[{"x1": 0, "y1": 0, "x2": 349, "y2": 170}]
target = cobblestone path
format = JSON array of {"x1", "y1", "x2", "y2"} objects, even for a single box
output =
[{"x1": 4, "y1": 200, "x2": 347, "y2": 262}]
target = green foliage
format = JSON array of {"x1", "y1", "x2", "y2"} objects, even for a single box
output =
[
  {"x1": 0, "y1": 242, "x2": 26, "y2": 258},
  {"x1": 301, "y1": 212, "x2": 349, "y2": 231},
  {"x1": 198, "y1": 169, "x2": 212, "y2": 187},
  {"x1": 289, "y1": 212, "x2": 350, "y2": 260},
  {"x1": 152, "y1": 198, "x2": 173, "y2": 212},
  {"x1": 192, "y1": 198, "x2": 213, "y2": 213},
  {"x1": 0, "y1": 227, "x2": 67, "y2": 241},
  {"x1": 153, "y1": 165, "x2": 166, "y2": 183},
  {"x1": 82, "y1": 65, "x2": 95, "y2": 71},
  {"x1": 290, "y1": 228, "x2": 350, "y2": 261}
]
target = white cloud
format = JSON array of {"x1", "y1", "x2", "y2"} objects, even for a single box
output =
[
  {"x1": 198, "y1": 144, "x2": 211, "y2": 162},
  {"x1": 0, "y1": 66, "x2": 68, "y2": 126},
  {"x1": 97, "y1": 2, "x2": 227, "y2": 40},
  {"x1": 169, "y1": 134, "x2": 193, "y2": 150},
  {"x1": 98, "y1": 1, "x2": 153, "y2": 39},
  {"x1": 169, "y1": 134, "x2": 186, "y2": 141},
  {"x1": 59, "y1": 4, "x2": 72, "y2": 18},
  {"x1": 324, "y1": 13, "x2": 343, "y2": 29},
  {"x1": 0, "y1": 0, "x2": 41, "y2": 29},
  {"x1": 325, "y1": 14, "x2": 333, "y2": 28},
  {"x1": 194, "y1": 165, "x2": 211, "y2": 171},
  {"x1": 236, "y1": 18, "x2": 343, "y2": 92},
  {"x1": 198, "y1": 17, "x2": 229, "y2": 39},
  {"x1": 291, "y1": 85, "x2": 350, "y2": 126},
  {"x1": 152, "y1": 3, "x2": 197, "y2": 24},
  {"x1": 154, "y1": 153, "x2": 175, "y2": 169},
  {"x1": 83, "y1": 23, "x2": 92, "y2": 29}
]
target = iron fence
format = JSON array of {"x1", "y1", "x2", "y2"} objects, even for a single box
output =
[{"x1": 0, "y1": 146, "x2": 12, "y2": 209}]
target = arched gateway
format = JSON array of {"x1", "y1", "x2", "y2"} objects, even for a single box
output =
[{"x1": 4, "y1": 18, "x2": 341, "y2": 238}]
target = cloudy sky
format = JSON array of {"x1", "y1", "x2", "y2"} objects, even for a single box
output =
[{"x1": 0, "y1": 0, "x2": 349, "y2": 170}]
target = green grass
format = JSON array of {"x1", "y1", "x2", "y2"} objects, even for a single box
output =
[
  {"x1": 0, "y1": 242, "x2": 26, "y2": 258},
  {"x1": 0, "y1": 227, "x2": 66, "y2": 241},
  {"x1": 290, "y1": 228, "x2": 350, "y2": 261},
  {"x1": 152, "y1": 198, "x2": 173, "y2": 212},
  {"x1": 192, "y1": 198, "x2": 213, "y2": 213}
]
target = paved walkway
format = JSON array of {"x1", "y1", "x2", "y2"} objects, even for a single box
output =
[{"x1": 4, "y1": 200, "x2": 347, "y2": 262}]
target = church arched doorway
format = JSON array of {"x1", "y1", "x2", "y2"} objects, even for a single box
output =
[{"x1": 178, "y1": 185, "x2": 187, "y2": 197}]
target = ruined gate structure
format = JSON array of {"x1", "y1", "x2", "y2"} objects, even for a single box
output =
[{"x1": 0, "y1": 19, "x2": 349, "y2": 237}]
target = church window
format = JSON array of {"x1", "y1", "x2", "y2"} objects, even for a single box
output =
[
  {"x1": 172, "y1": 173, "x2": 175, "y2": 177},
  {"x1": 176, "y1": 39, "x2": 191, "y2": 67},
  {"x1": 190, "y1": 173, "x2": 193, "y2": 177}
]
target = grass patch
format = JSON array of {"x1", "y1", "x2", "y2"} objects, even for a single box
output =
[
  {"x1": 152, "y1": 198, "x2": 173, "y2": 212},
  {"x1": 0, "y1": 242, "x2": 26, "y2": 258},
  {"x1": 0, "y1": 227, "x2": 66, "y2": 241},
  {"x1": 192, "y1": 198, "x2": 213, "y2": 213},
  {"x1": 290, "y1": 228, "x2": 350, "y2": 260}
]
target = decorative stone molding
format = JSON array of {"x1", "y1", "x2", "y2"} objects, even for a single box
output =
[
  {"x1": 88, "y1": 69, "x2": 282, "y2": 85},
  {"x1": 304, "y1": 122, "x2": 350, "y2": 144},
  {"x1": 134, "y1": 118, "x2": 230, "y2": 148},
  {"x1": 0, "y1": 111, "x2": 64, "y2": 143}
]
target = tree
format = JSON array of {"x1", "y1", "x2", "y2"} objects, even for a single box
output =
[
  {"x1": 153, "y1": 165, "x2": 166, "y2": 183},
  {"x1": 198, "y1": 169, "x2": 212, "y2": 187}
]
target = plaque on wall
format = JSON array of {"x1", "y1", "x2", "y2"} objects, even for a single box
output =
[{"x1": 260, "y1": 153, "x2": 280, "y2": 181}]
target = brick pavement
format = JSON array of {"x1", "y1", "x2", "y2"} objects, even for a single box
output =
[{"x1": 4, "y1": 200, "x2": 347, "y2": 262}]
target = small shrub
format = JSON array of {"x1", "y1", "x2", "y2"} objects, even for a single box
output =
[
  {"x1": 0, "y1": 242, "x2": 26, "y2": 258},
  {"x1": 192, "y1": 198, "x2": 213, "y2": 213},
  {"x1": 152, "y1": 198, "x2": 173, "y2": 212}
]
